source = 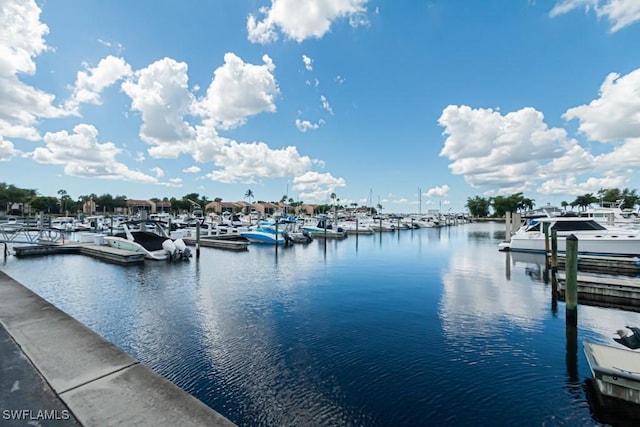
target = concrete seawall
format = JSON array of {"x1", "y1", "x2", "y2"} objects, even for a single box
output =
[{"x1": 0, "y1": 270, "x2": 235, "y2": 426}]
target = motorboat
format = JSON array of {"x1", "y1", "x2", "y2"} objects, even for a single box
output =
[
  {"x1": 584, "y1": 341, "x2": 640, "y2": 404},
  {"x1": 103, "y1": 220, "x2": 191, "y2": 261},
  {"x1": 301, "y1": 217, "x2": 347, "y2": 239},
  {"x1": 240, "y1": 226, "x2": 285, "y2": 244},
  {"x1": 499, "y1": 217, "x2": 640, "y2": 257}
]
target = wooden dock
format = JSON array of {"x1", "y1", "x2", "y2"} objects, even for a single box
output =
[
  {"x1": 556, "y1": 272, "x2": 640, "y2": 310},
  {"x1": 555, "y1": 253, "x2": 640, "y2": 275},
  {"x1": 183, "y1": 237, "x2": 249, "y2": 251},
  {"x1": 13, "y1": 243, "x2": 145, "y2": 265}
]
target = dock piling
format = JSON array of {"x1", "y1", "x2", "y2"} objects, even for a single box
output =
[
  {"x1": 551, "y1": 229, "x2": 558, "y2": 272},
  {"x1": 196, "y1": 223, "x2": 201, "y2": 259},
  {"x1": 565, "y1": 234, "x2": 578, "y2": 326}
]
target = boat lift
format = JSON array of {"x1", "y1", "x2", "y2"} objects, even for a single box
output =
[{"x1": 0, "y1": 225, "x2": 64, "y2": 246}]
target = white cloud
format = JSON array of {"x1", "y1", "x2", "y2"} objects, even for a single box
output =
[
  {"x1": 0, "y1": 137, "x2": 16, "y2": 161},
  {"x1": 182, "y1": 165, "x2": 201, "y2": 173},
  {"x1": 550, "y1": 0, "x2": 640, "y2": 32},
  {"x1": 0, "y1": 0, "x2": 68, "y2": 142},
  {"x1": 150, "y1": 167, "x2": 164, "y2": 178},
  {"x1": 203, "y1": 141, "x2": 315, "y2": 184},
  {"x1": 66, "y1": 55, "x2": 132, "y2": 112},
  {"x1": 32, "y1": 124, "x2": 159, "y2": 183},
  {"x1": 247, "y1": 0, "x2": 369, "y2": 43},
  {"x1": 562, "y1": 69, "x2": 640, "y2": 142},
  {"x1": 321, "y1": 95, "x2": 333, "y2": 115},
  {"x1": 121, "y1": 57, "x2": 195, "y2": 158},
  {"x1": 426, "y1": 185, "x2": 450, "y2": 198},
  {"x1": 438, "y1": 105, "x2": 579, "y2": 194},
  {"x1": 302, "y1": 55, "x2": 313, "y2": 71},
  {"x1": 292, "y1": 171, "x2": 346, "y2": 203},
  {"x1": 295, "y1": 118, "x2": 320, "y2": 132},
  {"x1": 193, "y1": 53, "x2": 278, "y2": 130}
]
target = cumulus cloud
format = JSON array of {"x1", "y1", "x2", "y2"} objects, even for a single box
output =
[
  {"x1": 302, "y1": 55, "x2": 313, "y2": 71},
  {"x1": 426, "y1": 185, "x2": 450, "y2": 198},
  {"x1": 66, "y1": 55, "x2": 132, "y2": 112},
  {"x1": 295, "y1": 118, "x2": 321, "y2": 132},
  {"x1": 550, "y1": 0, "x2": 640, "y2": 32},
  {"x1": 0, "y1": 0, "x2": 68, "y2": 142},
  {"x1": 193, "y1": 53, "x2": 279, "y2": 130},
  {"x1": 182, "y1": 165, "x2": 201, "y2": 173},
  {"x1": 203, "y1": 141, "x2": 315, "y2": 184},
  {"x1": 121, "y1": 57, "x2": 195, "y2": 158},
  {"x1": 438, "y1": 105, "x2": 581, "y2": 194},
  {"x1": 0, "y1": 137, "x2": 16, "y2": 161},
  {"x1": 292, "y1": 171, "x2": 346, "y2": 203},
  {"x1": 32, "y1": 124, "x2": 159, "y2": 183},
  {"x1": 562, "y1": 69, "x2": 640, "y2": 142},
  {"x1": 247, "y1": 0, "x2": 369, "y2": 43}
]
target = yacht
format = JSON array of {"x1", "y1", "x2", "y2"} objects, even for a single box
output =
[{"x1": 499, "y1": 216, "x2": 640, "y2": 257}]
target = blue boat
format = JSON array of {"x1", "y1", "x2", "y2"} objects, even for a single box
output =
[{"x1": 240, "y1": 226, "x2": 285, "y2": 244}]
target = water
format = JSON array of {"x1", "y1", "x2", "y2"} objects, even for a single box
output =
[{"x1": 2, "y1": 222, "x2": 640, "y2": 426}]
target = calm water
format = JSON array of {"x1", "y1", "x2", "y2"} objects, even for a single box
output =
[{"x1": 2, "y1": 222, "x2": 640, "y2": 426}]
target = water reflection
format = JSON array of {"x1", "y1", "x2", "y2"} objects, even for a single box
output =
[{"x1": 4, "y1": 224, "x2": 640, "y2": 425}]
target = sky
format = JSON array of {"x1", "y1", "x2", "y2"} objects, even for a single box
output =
[{"x1": 1, "y1": 0, "x2": 640, "y2": 214}]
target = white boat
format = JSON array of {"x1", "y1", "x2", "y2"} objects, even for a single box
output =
[
  {"x1": 240, "y1": 226, "x2": 285, "y2": 244},
  {"x1": 584, "y1": 341, "x2": 640, "y2": 404},
  {"x1": 103, "y1": 220, "x2": 191, "y2": 261},
  {"x1": 580, "y1": 200, "x2": 640, "y2": 229},
  {"x1": 301, "y1": 217, "x2": 347, "y2": 239},
  {"x1": 499, "y1": 217, "x2": 640, "y2": 257}
]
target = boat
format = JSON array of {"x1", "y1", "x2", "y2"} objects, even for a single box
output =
[
  {"x1": 301, "y1": 217, "x2": 347, "y2": 239},
  {"x1": 103, "y1": 220, "x2": 191, "y2": 261},
  {"x1": 499, "y1": 217, "x2": 640, "y2": 257},
  {"x1": 240, "y1": 226, "x2": 285, "y2": 244},
  {"x1": 580, "y1": 200, "x2": 640, "y2": 229},
  {"x1": 584, "y1": 341, "x2": 640, "y2": 404}
]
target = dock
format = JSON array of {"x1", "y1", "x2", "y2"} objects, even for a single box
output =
[
  {"x1": 556, "y1": 253, "x2": 640, "y2": 275},
  {"x1": 12, "y1": 242, "x2": 146, "y2": 265},
  {"x1": 183, "y1": 236, "x2": 249, "y2": 251},
  {"x1": 556, "y1": 272, "x2": 640, "y2": 309},
  {"x1": 0, "y1": 270, "x2": 235, "y2": 426}
]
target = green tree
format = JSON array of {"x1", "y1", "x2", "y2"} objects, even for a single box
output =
[{"x1": 466, "y1": 196, "x2": 490, "y2": 217}]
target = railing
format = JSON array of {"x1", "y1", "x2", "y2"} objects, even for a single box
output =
[{"x1": 0, "y1": 225, "x2": 64, "y2": 245}]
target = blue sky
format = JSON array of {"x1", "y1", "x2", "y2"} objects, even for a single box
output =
[{"x1": 2, "y1": 0, "x2": 640, "y2": 213}]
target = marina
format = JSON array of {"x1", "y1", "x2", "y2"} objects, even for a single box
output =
[{"x1": 2, "y1": 221, "x2": 640, "y2": 425}]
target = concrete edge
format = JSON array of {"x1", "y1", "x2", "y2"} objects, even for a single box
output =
[{"x1": 0, "y1": 270, "x2": 235, "y2": 426}]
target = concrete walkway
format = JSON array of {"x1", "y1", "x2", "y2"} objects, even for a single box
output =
[{"x1": 0, "y1": 270, "x2": 235, "y2": 426}]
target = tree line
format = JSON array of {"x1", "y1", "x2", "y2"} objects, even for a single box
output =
[
  {"x1": 465, "y1": 188, "x2": 640, "y2": 218},
  {"x1": 0, "y1": 183, "x2": 364, "y2": 217}
]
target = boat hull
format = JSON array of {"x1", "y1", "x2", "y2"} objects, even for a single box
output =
[{"x1": 584, "y1": 341, "x2": 640, "y2": 404}]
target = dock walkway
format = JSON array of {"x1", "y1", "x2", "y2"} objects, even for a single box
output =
[{"x1": 0, "y1": 270, "x2": 235, "y2": 426}]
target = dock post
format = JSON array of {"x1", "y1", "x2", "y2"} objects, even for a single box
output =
[
  {"x1": 565, "y1": 234, "x2": 578, "y2": 326},
  {"x1": 275, "y1": 221, "x2": 279, "y2": 249},
  {"x1": 356, "y1": 217, "x2": 359, "y2": 234},
  {"x1": 505, "y1": 212, "x2": 511, "y2": 241},
  {"x1": 196, "y1": 223, "x2": 201, "y2": 259},
  {"x1": 379, "y1": 217, "x2": 382, "y2": 235},
  {"x1": 543, "y1": 222, "x2": 550, "y2": 267},
  {"x1": 550, "y1": 229, "x2": 558, "y2": 272},
  {"x1": 324, "y1": 220, "x2": 327, "y2": 242},
  {"x1": 3, "y1": 242, "x2": 7, "y2": 259}
]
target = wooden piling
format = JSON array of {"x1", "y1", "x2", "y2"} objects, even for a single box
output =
[
  {"x1": 550, "y1": 229, "x2": 558, "y2": 272},
  {"x1": 196, "y1": 223, "x2": 201, "y2": 258},
  {"x1": 543, "y1": 222, "x2": 550, "y2": 268},
  {"x1": 505, "y1": 212, "x2": 512, "y2": 240},
  {"x1": 565, "y1": 234, "x2": 578, "y2": 326}
]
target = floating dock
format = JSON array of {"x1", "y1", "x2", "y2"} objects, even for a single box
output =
[
  {"x1": 12, "y1": 243, "x2": 145, "y2": 264},
  {"x1": 183, "y1": 236, "x2": 249, "y2": 251},
  {"x1": 556, "y1": 272, "x2": 640, "y2": 309},
  {"x1": 556, "y1": 253, "x2": 640, "y2": 275}
]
